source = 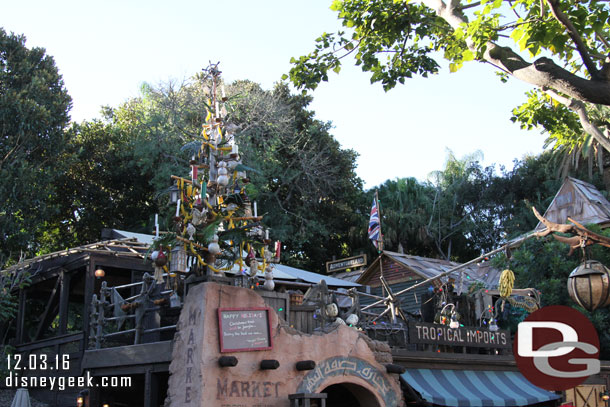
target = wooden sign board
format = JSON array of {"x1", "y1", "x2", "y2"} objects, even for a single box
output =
[
  {"x1": 218, "y1": 308, "x2": 273, "y2": 352},
  {"x1": 408, "y1": 321, "x2": 511, "y2": 349},
  {"x1": 326, "y1": 254, "x2": 367, "y2": 274}
]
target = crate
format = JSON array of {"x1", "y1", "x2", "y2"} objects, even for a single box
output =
[{"x1": 290, "y1": 293, "x2": 304, "y2": 305}]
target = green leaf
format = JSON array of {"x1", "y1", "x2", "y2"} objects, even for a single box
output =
[
  {"x1": 449, "y1": 62, "x2": 459, "y2": 72},
  {"x1": 234, "y1": 163, "x2": 261, "y2": 175},
  {"x1": 330, "y1": 0, "x2": 343, "y2": 11},
  {"x1": 462, "y1": 50, "x2": 475, "y2": 61}
]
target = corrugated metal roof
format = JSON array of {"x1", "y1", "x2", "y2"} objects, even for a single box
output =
[
  {"x1": 272, "y1": 264, "x2": 360, "y2": 287},
  {"x1": 535, "y1": 177, "x2": 610, "y2": 230},
  {"x1": 109, "y1": 229, "x2": 156, "y2": 245},
  {"x1": 331, "y1": 270, "x2": 364, "y2": 283},
  {"x1": 1, "y1": 239, "x2": 151, "y2": 274},
  {"x1": 570, "y1": 177, "x2": 610, "y2": 218},
  {"x1": 225, "y1": 263, "x2": 297, "y2": 280},
  {"x1": 369, "y1": 251, "x2": 500, "y2": 290}
]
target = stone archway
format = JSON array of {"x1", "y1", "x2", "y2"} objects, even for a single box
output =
[
  {"x1": 296, "y1": 356, "x2": 398, "y2": 407},
  {"x1": 321, "y1": 382, "x2": 382, "y2": 407}
]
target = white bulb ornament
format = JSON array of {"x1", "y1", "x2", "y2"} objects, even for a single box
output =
[
  {"x1": 325, "y1": 303, "x2": 339, "y2": 319},
  {"x1": 208, "y1": 234, "x2": 221, "y2": 255},
  {"x1": 217, "y1": 162, "x2": 230, "y2": 186},
  {"x1": 263, "y1": 267, "x2": 275, "y2": 291},
  {"x1": 346, "y1": 314, "x2": 359, "y2": 326}
]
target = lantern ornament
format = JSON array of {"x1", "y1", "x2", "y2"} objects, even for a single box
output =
[
  {"x1": 170, "y1": 245, "x2": 188, "y2": 274},
  {"x1": 168, "y1": 183, "x2": 180, "y2": 204},
  {"x1": 567, "y1": 260, "x2": 610, "y2": 311}
]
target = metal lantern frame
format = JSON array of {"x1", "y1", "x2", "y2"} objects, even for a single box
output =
[
  {"x1": 170, "y1": 244, "x2": 188, "y2": 274},
  {"x1": 567, "y1": 259, "x2": 610, "y2": 311}
]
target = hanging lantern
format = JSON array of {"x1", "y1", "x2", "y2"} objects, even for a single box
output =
[
  {"x1": 567, "y1": 260, "x2": 610, "y2": 311},
  {"x1": 169, "y1": 184, "x2": 180, "y2": 204},
  {"x1": 94, "y1": 268, "x2": 105, "y2": 279},
  {"x1": 170, "y1": 245, "x2": 188, "y2": 274}
]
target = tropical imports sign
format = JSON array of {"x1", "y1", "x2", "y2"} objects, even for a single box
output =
[
  {"x1": 408, "y1": 321, "x2": 511, "y2": 348},
  {"x1": 218, "y1": 308, "x2": 272, "y2": 352},
  {"x1": 326, "y1": 254, "x2": 367, "y2": 274}
]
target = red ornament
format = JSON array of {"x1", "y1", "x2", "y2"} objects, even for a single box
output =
[
  {"x1": 155, "y1": 247, "x2": 168, "y2": 267},
  {"x1": 245, "y1": 247, "x2": 256, "y2": 266}
]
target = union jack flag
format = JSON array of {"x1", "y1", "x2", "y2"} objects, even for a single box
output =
[{"x1": 368, "y1": 197, "x2": 381, "y2": 249}]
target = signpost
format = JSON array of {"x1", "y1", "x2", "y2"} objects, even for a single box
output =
[
  {"x1": 408, "y1": 321, "x2": 511, "y2": 349},
  {"x1": 218, "y1": 307, "x2": 273, "y2": 352},
  {"x1": 325, "y1": 254, "x2": 367, "y2": 274}
]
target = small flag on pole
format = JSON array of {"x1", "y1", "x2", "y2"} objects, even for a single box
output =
[{"x1": 368, "y1": 196, "x2": 381, "y2": 249}]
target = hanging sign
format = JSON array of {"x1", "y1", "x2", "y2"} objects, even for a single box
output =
[
  {"x1": 218, "y1": 307, "x2": 273, "y2": 352},
  {"x1": 408, "y1": 321, "x2": 511, "y2": 348},
  {"x1": 326, "y1": 254, "x2": 367, "y2": 274}
]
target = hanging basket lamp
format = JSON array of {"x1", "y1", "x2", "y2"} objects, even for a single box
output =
[{"x1": 567, "y1": 260, "x2": 610, "y2": 312}]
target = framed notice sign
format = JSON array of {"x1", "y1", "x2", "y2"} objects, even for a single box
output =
[{"x1": 217, "y1": 307, "x2": 273, "y2": 352}]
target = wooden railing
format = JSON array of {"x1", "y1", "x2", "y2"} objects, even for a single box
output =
[{"x1": 88, "y1": 273, "x2": 177, "y2": 349}]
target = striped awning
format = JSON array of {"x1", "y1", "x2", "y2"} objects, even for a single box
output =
[{"x1": 401, "y1": 369, "x2": 560, "y2": 407}]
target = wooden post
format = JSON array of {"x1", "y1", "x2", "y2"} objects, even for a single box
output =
[
  {"x1": 96, "y1": 295, "x2": 105, "y2": 350},
  {"x1": 15, "y1": 288, "x2": 26, "y2": 344},
  {"x1": 34, "y1": 274, "x2": 61, "y2": 340},
  {"x1": 144, "y1": 368, "x2": 158, "y2": 407},
  {"x1": 58, "y1": 270, "x2": 71, "y2": 335},
  {"x1": 89, "y1": 294, "x2": 99, "y2": 350},
  {"x1": 82, "y1": 260, "x2": 96, "y2": 351}
]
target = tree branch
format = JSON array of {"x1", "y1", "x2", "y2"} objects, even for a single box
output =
[
  {"x1": 484, "y1": 46, "x2": 610, "y2": 105},
  {"x1": 458, "y1": 1, "x2": 481, "y2": 10},
  {"x1": 418, "y1": 0, "x2": 610, "y2": 105},
  {"x1": 544, "y1": 0, "x2": 599, "y2": 78},
  {"x1": 542, "y1": 87, "x2": 610, "y2": 152}
]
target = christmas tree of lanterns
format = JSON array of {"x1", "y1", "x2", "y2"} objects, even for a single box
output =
[{"x1": 152, "y1": 63, "x2": 280, "y2": 284}]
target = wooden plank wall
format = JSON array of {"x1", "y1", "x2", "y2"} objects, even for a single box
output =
[
  {"x1": 258, "y1": 290, "x2": 289, "y2": 322},
  {"x1": 366, "y1": 258, "x2": 422, "y2": 288},
  {"x1": 565, "y1": 385, "x2": 608, "y2": 407},
  {"x1": 289, "y1": 305, "x2": 318, "y2": 334}
]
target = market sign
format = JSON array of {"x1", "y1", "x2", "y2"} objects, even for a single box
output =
[
  {"x1": 326, "y1": 254, "x2": 367, "y2": 274},
  {"x1": 218, "y1": 308, "x2": 273, "y2": 352},
  {"x1": 408, "y1": 321, "x2": 511, "y2": 349}
]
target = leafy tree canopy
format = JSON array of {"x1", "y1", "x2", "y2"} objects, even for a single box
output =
[
  {"x1": 369, "y1": 150, "x2": 588, "y2": 262},
  {"x1": 0, "y1": 28, "x2": 72, "y2": 267},
  {"x1": 286, "y1": 0, "x2": 610, "y2": 159}
]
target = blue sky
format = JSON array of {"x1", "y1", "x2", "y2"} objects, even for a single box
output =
[{"x1": 3, "y1": 0, "x2": 546, "y2": 188}]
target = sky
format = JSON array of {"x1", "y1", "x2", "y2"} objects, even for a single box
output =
[{"x1": 2, "y1": 0, "x2": 547, "y2": 189}]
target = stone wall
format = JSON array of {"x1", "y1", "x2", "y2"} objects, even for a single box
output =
[{"x1": 165, "y1": 282, "x2": 403, "y2": 407}]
